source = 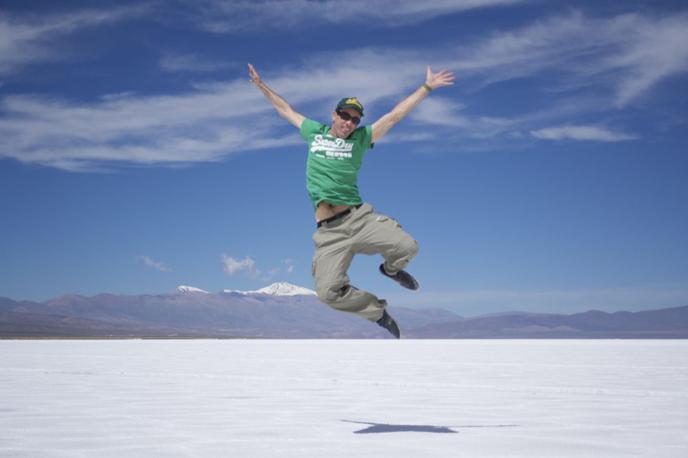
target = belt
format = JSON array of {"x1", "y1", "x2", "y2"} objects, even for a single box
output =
[{"x1": 316, "y1": 204, "x2": 362, "y2": 228}]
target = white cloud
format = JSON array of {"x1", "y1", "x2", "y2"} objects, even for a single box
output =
[
  {"x1": 185, "y1": 0, "x2": 524, "y2": 33},
  {"x1": 0, "y1": 6, "x2": 148, "y2": 76},
  {"x1": 0, "y1": 80, "x2": 287, "y2": 171},
  {"x1": 531, "y1": 125, "x2": 635, "y2": 142},
  {"x1": 222, "y1": 255, "x2": 260, "y2": 278},
  {"x1": 454, "y1": 11, "x2": 688, "y2": 106},
  {"x1": 607, "y1": 14, "x2": 688, "y2": 106},
  {"x1": 0, "y1": 48, "x2": 421, "y2": 171},
  {"x1": 221, "y1": 257, "x2": 296, "y2": 282},
  {"x1": 2, "y1": 11, "x2": 686, "y2": 171},
  {"x1": 136, "y1": 255, "x2": 171, "y2": 272},
  {"x1": 409, "y1": 97, "x2": 469, "y2": 127},
  {"x1": 455, "y1": 12, "x2": 591, "y2": 81}
]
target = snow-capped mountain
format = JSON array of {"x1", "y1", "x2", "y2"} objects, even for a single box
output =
[
  {"x1": 2, "y1": 290, "x2": 686, "y2": 339},
  {"x1": 224, "y1": 282, "x2": 316, "y2": 297},
  {"x1": 252, "y1": 282, "x2": 316, "y2": 296},
  {"x1": 176, "y1": 285, "x2": 210, "y2": 294}
]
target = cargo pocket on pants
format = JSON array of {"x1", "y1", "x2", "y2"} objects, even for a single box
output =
[{"x1": 375, "y1": 214, "x2": 402, "y2": 229}]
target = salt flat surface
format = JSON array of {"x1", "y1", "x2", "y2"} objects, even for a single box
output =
[{"x1": 1, "y1": 340, "x2": 687, "y2": 457}]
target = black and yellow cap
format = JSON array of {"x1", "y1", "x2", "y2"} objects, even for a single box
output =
[{"x1": 336, "y1": 97, "x2": 364, "y2": 116}]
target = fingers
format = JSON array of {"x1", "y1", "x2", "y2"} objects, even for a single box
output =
[
  {"x1": 248, "y1": 63, "x2": 260, "y2": 83},
  {"x1": 430, "y1": 68, "x2": 455, "y2": 87},
  {"x1": 425, "y1": 66, "x2": 455, "y2": 87}
]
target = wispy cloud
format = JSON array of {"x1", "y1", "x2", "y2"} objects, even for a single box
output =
[
  {"x1": 221, "y1": 255, "x2": 296, "y2": 282},
  {"x1": 0, "y1": 6, "x2": 148, "y2": 76},
  {"x1": 0, "y1": 48, "x2": 419, "y2": 171},
  {"x1": 2, "y1": 10, "x2": 686, "y2": 171},
  {"x1": 136, "y1": 255, "x2": 171, "y2": 272},
  {"x1": 183, "y1": 0, "x2": 524, "y2": 33},
  {"x1": 0, "y1": 79, "x2": 289, "y2": 171},
  {"x1": 409, "y1": 97, "x2": 470, "y2": 128},
  {"x1": 454, "y1": 11, "x2": 688, "y2": 106},
  {"x1": 531, "y1": 125, "x2": 635, "y2": 142},
  {"x1": 610, "y1": 14, "x2": 688, "y2": 106},
  {"x1": 222, "y1": 255, "x2": 260, "y2": 279}
]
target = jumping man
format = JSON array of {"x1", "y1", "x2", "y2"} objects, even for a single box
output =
[{"x1": 248, "y1": 63, "x2": 455, "y2": 338}]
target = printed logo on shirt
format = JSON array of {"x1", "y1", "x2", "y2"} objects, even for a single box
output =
[{"x1": 310, "y1": 134, "x2": 353, "y2": 160}]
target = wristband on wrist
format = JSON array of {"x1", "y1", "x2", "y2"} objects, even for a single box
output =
[{"x1": 422, "y1": 83, "x2": 433, "y2": 92}]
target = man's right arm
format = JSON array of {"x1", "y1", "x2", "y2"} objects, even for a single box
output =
[{"x1": 248, "y1": 63, "x2": 305, "y2": 129}]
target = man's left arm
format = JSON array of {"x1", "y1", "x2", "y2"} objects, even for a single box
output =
[{"x1": 371, "y1": 67, "x2": 455, "y2": 144}]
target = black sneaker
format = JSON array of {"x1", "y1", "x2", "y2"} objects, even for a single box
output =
[
  {"x1": 379, "y1": 264, "x2": 420, "y2": 290},
  {"x1": 376, "y1": 308, "x2": 401, "y2": 339}
]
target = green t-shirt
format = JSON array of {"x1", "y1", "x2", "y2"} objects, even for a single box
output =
[{"x1": 300, "y1": 118, "x2": 374, "y2": 208}]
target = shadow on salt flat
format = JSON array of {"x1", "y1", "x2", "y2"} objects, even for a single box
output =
[{"x1": 342, "y1": 420, "x2": 519, "y2": 434}]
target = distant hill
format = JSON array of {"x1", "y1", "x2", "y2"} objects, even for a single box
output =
[
  {"x1": 1, "y1": 283, "x2": 686, "y2": 338},
  {"x1": 0, "y1": 283, "x2": 458, "y2": 338},
  {"x1": 408, "y1": 306, "x2": 688, "y2": 338}
]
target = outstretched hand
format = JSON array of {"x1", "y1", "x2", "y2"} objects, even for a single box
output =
[
  {"x1": 425, "y1": 66, "x2": 455, "y2": 90},
  {"x1": 248, "y1": 63, "x2": 262, "y2": 85}
]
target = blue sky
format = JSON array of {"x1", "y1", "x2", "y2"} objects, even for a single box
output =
[{"x1": 1, "y1": 0, "x2": 687, "y2": 315}]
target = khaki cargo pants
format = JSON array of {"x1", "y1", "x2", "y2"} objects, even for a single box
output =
[{"x1": 311, "y1": 203, "x2": 419, "y2": 322}]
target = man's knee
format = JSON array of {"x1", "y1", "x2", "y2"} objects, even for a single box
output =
[
  {"x1": 315, "y1": 281, "x2": 348, "y2": 304},
  {"x1": 398, "y1": 235, "x2": 419, "y2": 260}
]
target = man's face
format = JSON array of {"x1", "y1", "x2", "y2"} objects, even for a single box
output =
[{"x1": 330, "y1": 108, "x2": 361, "y2": 139}]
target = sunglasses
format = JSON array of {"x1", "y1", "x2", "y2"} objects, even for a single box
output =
[{"x1": 337, "y1": 110, "x2": 361, "y2": 125}]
